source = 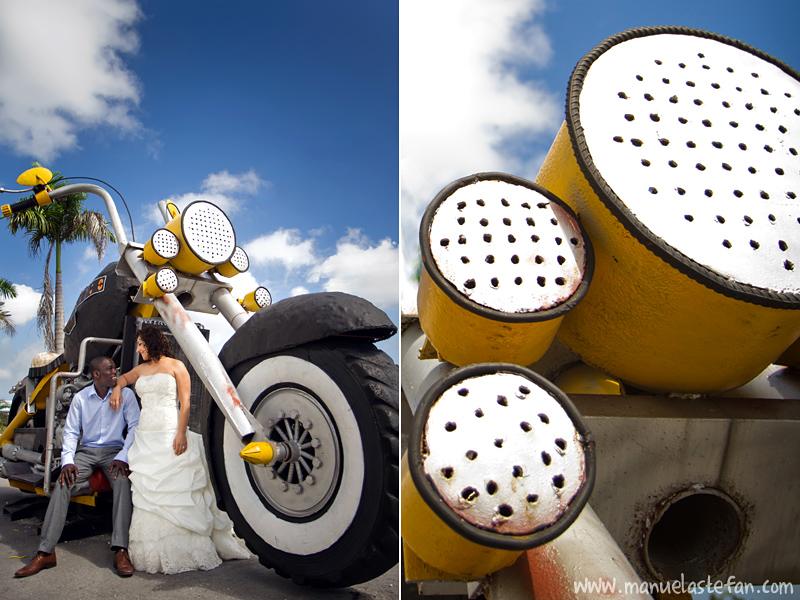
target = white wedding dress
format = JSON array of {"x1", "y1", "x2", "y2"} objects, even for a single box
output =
[{"x1": 127, "y1": 373, "x2": 250, "y2": 574}]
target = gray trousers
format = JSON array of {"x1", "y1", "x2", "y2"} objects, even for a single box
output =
[{"x1": 39, "y1": 446, "x2": 132, "y2": 554}]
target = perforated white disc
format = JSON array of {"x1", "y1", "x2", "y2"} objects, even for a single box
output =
[
  {"x1": 579, "y1": 33, "x2": 800, "y2": 293},
  {"x1": 428, "y1": 180, "x2": 589, "y2": 313},
  {"x1": 182, "y1": 201, "x2": 236, "y2": 265},
  {"x1": 422, "y1": 372, "x2": 586, "y2": 535}
]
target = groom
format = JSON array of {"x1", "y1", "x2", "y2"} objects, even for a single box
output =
[{"x1": 14, "y1": 356, "x2": 140, "y2": 578}]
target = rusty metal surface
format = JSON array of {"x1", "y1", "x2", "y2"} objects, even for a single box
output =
[
  {"x1": 422, "y1": 371, "x2": 587, "y2": 535},
  {"x1": 573, "y1": 393, "x2": 800, "y2": 583}
]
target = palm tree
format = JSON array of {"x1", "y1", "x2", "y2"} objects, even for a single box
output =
[
  {"x1": 7, "y1": 165, "x2": 114, "y2": 354},
  {"x1": 0, "y1": 276, "x2": 17, "y2": 337}
]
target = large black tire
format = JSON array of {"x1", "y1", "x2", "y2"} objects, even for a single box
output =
[{"x1": 208, "y1": 338, "x2": 398, "y2": 587}]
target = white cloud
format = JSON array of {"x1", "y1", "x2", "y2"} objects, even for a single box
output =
[
  {"x1": 245, "y1": 229, "x2": 317, "y2": 271},
  {"x1": 202, "y1": 169, "x2": 268, "y2": 196},
  {"x1": 77, "y1": 245, "x2": 109, "y2": 275},
  {"x1": 400, "y1": 0, "x2": 560, "y2": 307},
  {"x1": 0, "y1": 0, "x2": 144, "y2": 161},
  {"x1": 0, "y1": 339, "x2": 48, "y2": 383},
  {"x1": 149, "y1": 169, "x2": 270, "y2": 222},
  {"x1": 290, "y1": 286, "x2": 310, "y2": 296},
  {"x1": 307, "y1": 229, "x2": 398, "y2": 310},
  {"x1": 4, "y1": 284, "x2": 41, "y2": 326}
]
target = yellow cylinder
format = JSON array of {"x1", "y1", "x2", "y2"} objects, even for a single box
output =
[
  {"x1": 239, "y1": 287, "x2": 272, "y2": 312},
  {"x1": 142, "y1": 267, "x2": 178, "y2": 298},
  {"x1": 143, "y1": 228, "x2": 180, "y2": 266},
  {"x1": 417, "y1": 172, "x2": 594, "y2": 367},
  {"x1": 402, "y1": 363, "x2": 595, "y2": 578},
  {"x1": 401, "y1": 453, "x2": 520, "y2": 579},
  {"x1": 164, "y1": 200, "x2": 237, "y2": 274},
  {"x1": 215, "y1": 246, "x2": 249, "y2": 278},
  {"x1": 553, "y1": 362, "x2": 625, "y2": 395},
  {"x1": 534, "y1": 27, "x2": 800, "y2": 394}
]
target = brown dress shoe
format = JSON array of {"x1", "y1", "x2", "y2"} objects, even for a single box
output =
[
  {"x1": 14, "y1": 551, "x2": 57, "y2": 578},
  {"x1": 114, "y1": 548, "x2": 134, "y2": 577}
]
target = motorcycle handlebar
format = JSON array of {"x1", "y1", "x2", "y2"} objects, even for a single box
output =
[{"x1": 1, "y1": 196, "x2": 40, "y2": 218}]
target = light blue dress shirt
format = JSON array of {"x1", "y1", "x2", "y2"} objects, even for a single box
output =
[{"x1": 60, "y1": 383, "x2": 140, "y2": 466}]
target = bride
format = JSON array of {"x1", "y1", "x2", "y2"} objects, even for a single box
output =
[{"x1": 110, "y1": 326, "x2": 250, "y2": 574}]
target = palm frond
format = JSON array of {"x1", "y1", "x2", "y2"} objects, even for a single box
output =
[
  {"x1": 37, "y1": 246, "x2": 55, "y2": 352},
  {"x1": 0, "y1": 302, "x2": 16, "y2": 337},
  {"x1": 0, "y1": 277, "x2": 16, "y2": 300}
]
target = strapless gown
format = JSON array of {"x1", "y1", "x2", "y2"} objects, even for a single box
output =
[{"x1": 127, "y1": 373, "x2": 250, "y2": 574}]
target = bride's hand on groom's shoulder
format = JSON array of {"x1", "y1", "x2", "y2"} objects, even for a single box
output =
[{"x1": 109, "y1": 388, "x2": 122, "y2": 411}]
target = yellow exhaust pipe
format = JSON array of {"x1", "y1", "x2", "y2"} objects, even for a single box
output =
[
  {"x1": 417, "y1": 173, "x2": 594, "y2": 367},
  {"x1": 163, "y1": 200, "x2": 237, "y2": 274},
  {"x1": 401, "y1": 363, "x2": 594, "y2": 578},
  {"x1": 536, "y1": 27, "x2": 800, "y2": 393},
  {"x1": 239, "y1": 287, "x2": 272, "y2": 312}
]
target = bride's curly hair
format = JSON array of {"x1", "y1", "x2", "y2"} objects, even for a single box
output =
[{"x1": 137, "y1": 326, "x2": 175, "y2": 362}]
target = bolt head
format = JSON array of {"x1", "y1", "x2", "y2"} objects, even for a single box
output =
[
  {"x1": 279, "y1": 482, "x2": 288, "y2": 492},
  {"x1": 312, "y1": 458, "x2": 323, "y2": 469},
  {"x1": 311, "y1": 438, "x2": 321, "y2": 448},
  {"x1": 276, "y1": 410, "x2": 285, "y2": 419},
  {"x1": 265, "y1": 419, "x2": 274, "y2": 428},
  {"x1": 306, "y1": 475, "x2": 315, "y2": 486},
  {"x1": 294, "y1": 484, "x2": 303, "y2": 494},
  {"x1": 290, "y1": 410, "x2": 299, "y2": 419},
  {"x1": 304, "y1": 419, "x2": 313, "y2": 429},
  {"x1": 266, "y1": 468, "x2": 276, "y2": 480}
]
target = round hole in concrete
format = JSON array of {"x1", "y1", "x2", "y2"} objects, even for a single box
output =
[{"x1": 644, "y1": 487, "x2": 744, "y2": 582}]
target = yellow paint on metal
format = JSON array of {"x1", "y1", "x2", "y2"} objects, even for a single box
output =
[
  {"x1": 16, "y1": 167, "x2": 52, "y2": 187},
  {"x1": 0, "y1": 409, "x2": 32, "y2": 447},
  {"x1": 128, "y1": 303, "x2": 159, "y2": 319},
  {"x1": 239, "y1": 441, "x2": 275, "y2": 465},
  {"x1": 401, "y1": 453, "x2": 521, "y2": 579},
  {"x1": 8, "y1": 480, "x2": 37, "y2": 493},
  {"x1": 165, "y1": 201, "x2": 180, "y2": 218},
  {"x1": 1, "y1": 205, "x2": 11, "y2": 218},
  {"x1": 0, "y1": 364, "x2": 69, "y2": 447},
  {"x1": 238, "y1": 289, "x2": 268, "y2": 312},
  {"x1": 216, "y1": 259, "x2": 243, "y2": 278},
  {"x1": 535, "y1": 122, "x2": 800, "y2": 393},
  {"x1": 163, "y1": 214, "x2": 216, "y2": 274},
  {"x1": 402, "y1": 540, "x2": 461, "y2": 582},
  {"x1": 68, "y1": 493, "x2": 98, "y2": 507},
  {"x1": 141, "y1": 270, "x2": 170, "y2": 298},
  {"x1": 7, "y1": 481, "x2": 98, "y2": 506},
  {"x1": 417, "y1": 269, "x2": 562, "y2": 367},
  {"x1": 34, "y1": 188, "x2": 52, "y2": 207},
  {"x1": 32, "y1": 363, "x2": 69, "y2": 410},
  {"x1": 553, "y1": 363, "x2": 624, "y2": 395},
  {"x1": 142, "y1": 239, "x2": 171, "y2": 266}
]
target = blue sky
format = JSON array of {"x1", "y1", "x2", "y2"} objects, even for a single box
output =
[
  {"x1": 0, "y1": 0, "x2": 399, "y2": 398},
  {"x1": 400, "y1": 0, "x2": 800, "y2": 309}
]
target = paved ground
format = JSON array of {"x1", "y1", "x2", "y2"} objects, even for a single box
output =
[{"x1": 0, "y1": 478, "x2": 399, "y2": 600}]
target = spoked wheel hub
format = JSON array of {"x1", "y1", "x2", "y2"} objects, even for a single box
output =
[{"x1": 249, "y1": 386, "x2": 341, "y2": 519}]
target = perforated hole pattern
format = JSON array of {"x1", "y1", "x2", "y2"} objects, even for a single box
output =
[
  {"x1": 182, "y1": 202, "x2": 236, "y2": 264},
  {"x1": 429, "y1": 180, "x2": 589, "y2": 313},
  {"x1": 230, "y1": 246, "x2": 249, "y2": 272},
  {"x1": 156, "y1": 267, "x2": 178, "y2": 292},
  {"x1": 422, "y1": 372, "x2": 586, "y2": 535},
  {"x1": 152, "y1": 228, "x2": 180, "y2": 259},
  {"x1": 580, "y1": 34, "x2": 800, "y2": 294},
  {"x1": 255, "y1": 286, "x2": 272, "y2": 308}
]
